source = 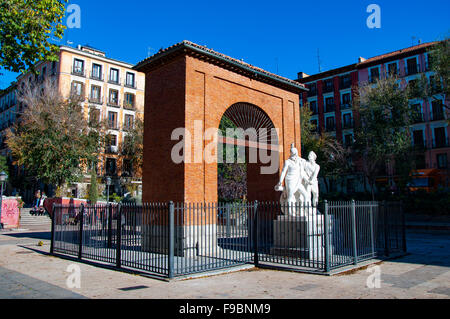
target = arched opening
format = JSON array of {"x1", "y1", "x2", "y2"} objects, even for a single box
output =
[{"x1": 218, "y1": 102, "x2": 280, "y2": 203}]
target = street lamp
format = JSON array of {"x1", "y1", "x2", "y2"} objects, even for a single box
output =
[
  {"x1": 0, "y1": 171, "x2": 8, "y2": 230},
  {"x1": 106, "y1": 177, "x2": 111, "y2": 203}
]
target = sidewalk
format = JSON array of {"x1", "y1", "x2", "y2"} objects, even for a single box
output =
[{"x1": 0, "y1": 228, "x2": 449, "y2": 299}]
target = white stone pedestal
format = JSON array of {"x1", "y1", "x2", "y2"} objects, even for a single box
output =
[{"x1": 271, "y1": 214, "x2": 328, "y2": 260}]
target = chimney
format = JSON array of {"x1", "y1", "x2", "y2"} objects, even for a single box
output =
[
  {"x1": 358, "y1": 57, "x2": 367, "y2": 63},
  {"x1": 297, "y1": 72, "x2": 309, "y2": 80}
]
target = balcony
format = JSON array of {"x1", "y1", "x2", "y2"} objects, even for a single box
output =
[
  {"x1": 405, "y1": 64, "x2": 419, "y2": 76},
  {"x1": 89, "y1": 95, "x2": 103, "y2": 105},
  {"x1": 107, "y1": 122, "x2": 119, "y2": 130},
  {"x1": 325, "y1": 104, "x2": 336, "y2": 113},
  {"x1": 325, "y1": 124, "x2": 336, "y2": 132},
  {"x1": 342, "y1": 119, "x2": 354, "y2": 129},
  {"x1": 341, "y1": 102, "x2": 352, "y2": 110},
  {"x1": 430, "y1": 111, "x2": 446, "y2": 121},
  {"x1": 323, "y1": 85, "x2": 334, "y2": 94},
  {"x1": 412, "y1": 113, "x2": 425, "y2": 123},
  {"x1": 71, "y1": 67, "x2": 85, "y2": 77},
  {"x1": 105, "y1": 145, "x2": 118, "y2": 154},
  {"x1": 369, "y1": 75, "x2": 379, "y2": 84},
  {"x1": 108, "y1": 77, "x2": 120, "y2": 85},
  {"x1": 339, "y1": 77, "x2": 351, "y2": 90},
  {"x1": 432, "y1": 138, "x2": 450, "y2": 149},
  {"x1": 90, "y1": 72, "x2": 104, "y2": 81},
  {"x1": 123, "y1": 101, "x2": 135, "y2": 110},
  {"x1": 412, "y1": 140, "x2": 427, "y2": 150},
  {"x1": 307, "y1": 88, "x2": 317, "y2": 97},
  {"x1": 107, "y1": 99, "x2": 120, "y2": 108},
  {"x1": 124, "y1": 81, "x2": 136, "y2": 89}
]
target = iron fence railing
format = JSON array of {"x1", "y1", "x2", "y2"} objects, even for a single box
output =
[{"x1": 50, "y1": 200, "x2": 406, "y2": 278}]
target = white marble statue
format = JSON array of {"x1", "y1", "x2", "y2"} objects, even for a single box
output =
[
  {"x1": 275, "y1": 145, "x2": 320, "y2": 216},
  {"x1": 275, "y1": 144, "x2": 310, "y2": 216}
]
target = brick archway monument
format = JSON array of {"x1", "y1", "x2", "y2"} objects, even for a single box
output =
[{"x1": 134, "y1": 41, "x2": 307, "y2": 203}]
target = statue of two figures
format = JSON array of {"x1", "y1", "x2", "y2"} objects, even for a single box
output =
[{"x1": 275, "y1": 143, "x2": 320, "y2": 217}]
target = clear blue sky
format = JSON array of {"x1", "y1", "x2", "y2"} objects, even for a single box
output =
[{"x1": 1, "y1": 0, "x2": 449, "y2": 89}]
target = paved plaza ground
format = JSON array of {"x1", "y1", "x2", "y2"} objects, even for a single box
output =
[{"x1": 0, "y1": 224, "x2": 449, "y2": 299}]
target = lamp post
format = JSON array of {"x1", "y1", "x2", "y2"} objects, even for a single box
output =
[
  {"x1": 0, "y1": 171, "x2": 8, "y2": 230},
  {"x1": 106, "y1": 177, "x2": 111, "y2": 203}
]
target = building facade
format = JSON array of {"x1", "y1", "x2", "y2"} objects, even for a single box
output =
[
  {"x1": 1, "y1": 44, "x2": 145, "y2": 199},
  {"x1": 297, "y1": 42, "x2": 449, "y2": 194}
]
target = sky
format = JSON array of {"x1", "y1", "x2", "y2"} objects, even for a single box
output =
[{"x1": 1, "y1": 0, "x2": 449, "y2": 89}]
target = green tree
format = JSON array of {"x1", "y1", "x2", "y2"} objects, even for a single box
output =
[
  {"x1": 353, "y1": 75, "x2": 415, "y2": 199},
  {"x1": 429, "y1": 37, "x2": 450, "y2": 100},
  {"x1": 88, "y1": 168, "x2": 98, "y2": 204},
  {"x1": 121, "y1": 116, "x2": 143, "y2": 177},
  {"x1": 0, "y1": 0, "x2": 67, "y2": 74},
  {"x1": 300, "y1": 105, "x2": 351, "y2": 193},
  {"x1": 6, "y1": 78, "x2": 107, "y2": 189}
]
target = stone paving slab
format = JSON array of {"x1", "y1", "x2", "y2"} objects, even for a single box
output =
[{"x1": 0, "y1": 229, "x2": 448, "y2": 299}]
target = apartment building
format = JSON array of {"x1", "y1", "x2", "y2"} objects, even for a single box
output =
[
  {"x1": 0, "y1": 84, "x2": 18, "y2": 156},
  {"x1": 296, "y1": 42, "x2": 449, "y2": 194},
  {"x1": 1, "y1": 44, "x2": 145, "y2": 198}
]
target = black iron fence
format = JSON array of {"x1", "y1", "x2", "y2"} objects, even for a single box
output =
[{"x1": 50, "y1": 201, "x2": 406, "y2": 278}]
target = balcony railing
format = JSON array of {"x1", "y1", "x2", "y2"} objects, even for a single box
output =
[
  {"x1": 342, "y1": 119, "x2": 354, "y2": 129},
  {"x1": 71, "y1": 67, "x2": 85, "y2": 77},
  {"x1": 89, "y1": 95, "x2": 103, "y2": 104},
  {"x1": 369, "y1": 76, "x2": 379, "y2": 84},
  {"x1": 107, "y1": 123, "x2": 119, "y2": 130},
  {"x1": 432, "y1": 138, "x2": 450, "y2": 149},
  {"x1": 323, "y1": 85, "x2": 334, "y2": 93},
  {"x1": 108, "y1": 77, "x2": 120, "y2": 85},
  {"x1": 325, "y1": 104, "x2": 336, "y2": 113},
  {"x1": 123, "y1": 101, "x2": 135, "y2": 110},
  {"x1": 105, "y1": 145, "x2": 118, "y2": 154},
  {"x1": 325, "y1": 124, "x2": 336, "y2": 132},
  {"x1": 124, "y1": 81, "x2": 136, "y2": 89},
  {"x1": 90, "y1": 72, "x2": 104, "y2": 81},
  {"x1": 430, "y1": 110, "x2": 446, "y2": 121},
  {"x1": 412, "y1": 113, "x2": 425, "y2": 123},
  {"x1": 341, "y1": 102, "x2": 352, "y2": 110},
  {"x1": 107, "y1": 99, "x2": 120, "y2": 108},
  {"x1": 405, "y1": 64, "x2": 419, "y2": 76}
]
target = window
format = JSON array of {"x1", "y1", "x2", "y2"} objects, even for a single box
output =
[
  {"x1": 105, "y1": 158, "x2": 117, "y2": 176},
  {"x1": 387, "y1": 63, "x2": 397, "y2": 76},
  {"x1": 323, "y1": 79, "x2": 334, "y2": 93},
  {"x1": 434, "y1": 127, "x2": 447, "y2": 148},
  {"x1": 122, "y1": 159, "x2": 133, "y2": 177},
  {"x1": 341, "y1": 93, "x2": 351, "y2": 108},
  {"x1": 413, "y1": 130, "x2": 424, "y2": 148},
  {"x1": 125, "y1": 72, "x2": 135, "y2": 87},
  {"x1": 109, "y1": 89, "x2": 119, "y2": 106},
  {"x1": 343, "y1": 113, "x2": 353, "y2": 129},
  {"x1": 124, "y1": 114, "x2": 134, "y2": 131},
  {"x1": 309, "y1": 101, "x2": 317, "y2": 114},
  {"x1": 73, "y1": 59, "x2": 84, "y2": 75},
  {"x1": 108, "y1": 111, "x2": 118, "y2": 129},
  {"x1": 90, "y1": 85, "x2": 101, "y2": 103},
  {"x1": 326, "y1": 117, "x2": 335, "y2": 131},
  {"x1": 347, "y1": 178, "x2": 355, "y2": 194},
  {"x1": 71, "y1": 81, "x2": 84, "y2": 96},
  {"x1": 415, "y1": 154, "x2": 426, "y2": 169},
  {"x1": 437, "y1": 154, "x2": 448, "y2": 169},
  {"x1": 432, "y1": 100, "x2": 444, "y2": 121},
  {"x1": 106, "y1": 134, "x2": 117, "y2": 147},
  {"x1": 109, "y1": 68, "x2": 119, "y2": 84},
  {"x1": 307, "y1": 83, "x2": 317, "y2": 97},
  {"x1": 41, "y1": 67, "x2": 46, "y2": 80},
  {"x1": 406, "y1": 58, "x2": 418, "y2": 75},
  {"x1": 325, "y1": 97, "x2": 335, "y2": 113},
  {"x1": 339, "y1": 75, "x2": 351, "y2": 89},
  {"x1": 310, "y1": 119, "x2": 318, "y2": 132},
  {"x1": 92, "y1": 64, "x2": 102, "y2": 80},
  {"x1": 411, "y1": 103, "x2": 423, "y2": 122},
  {"x1": 124, "y1": 93, "x2": 135, "y2": 109},
  {"x1": 344, "y1": 134, "x2": 353, "y2": 148},
  {"x1": 369, "y1": 67, "x2": 379, "y2": 83},
  {"x1": 89, "y1": 108, "x2": 100, "y2": 126}
]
